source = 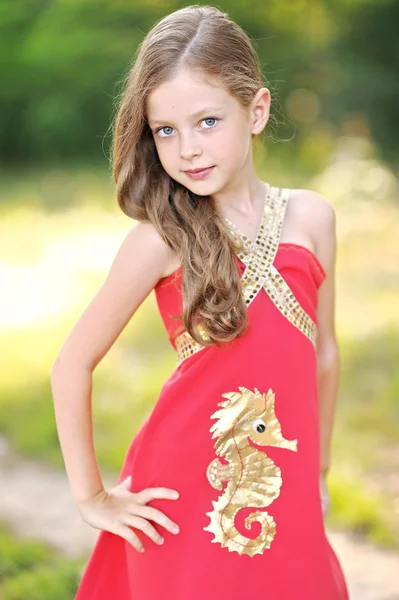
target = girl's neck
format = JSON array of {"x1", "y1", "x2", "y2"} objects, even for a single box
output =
[{"x1": 213, "y1": 177, "x2": 268, "y2": 224}]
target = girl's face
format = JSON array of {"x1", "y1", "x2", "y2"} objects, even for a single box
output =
[{"x1": 146, "y1": 68, "x2": 268, "y2": 196}]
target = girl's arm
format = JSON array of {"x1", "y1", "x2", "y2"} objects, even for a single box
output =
[
  {"x1": 313, "y1": 196, "x2": 340, "y2": 478},
  {"x1": 50, "y1": 221, "x2": 172, "y2": 506}
]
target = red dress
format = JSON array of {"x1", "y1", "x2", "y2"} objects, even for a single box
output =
[{"x1": 74, "y1": 184, "x2": 349, "y2": 600}]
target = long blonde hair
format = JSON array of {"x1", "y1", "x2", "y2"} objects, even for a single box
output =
[{"x1": 111, "y1": 4, "x2": 273, "y2": 347}]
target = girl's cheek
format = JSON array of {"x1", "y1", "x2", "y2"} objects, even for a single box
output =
[
  {"x1": 157, "y1": 152, "x2": 176, "y2": 176},
  {"x1": 154, "y1": 143, "x2": 169, "y2": 164}
]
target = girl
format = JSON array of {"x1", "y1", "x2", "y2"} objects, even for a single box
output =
[{"x1": 51, "y1": 5, "x2": 349, "y2": 599}]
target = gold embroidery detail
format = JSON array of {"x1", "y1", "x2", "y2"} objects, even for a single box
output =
[
  {"x1": 265, "y1": 265, "x2": 317, "y2": 345},
  {"x1": 174, "y1": 331, "x2": 203, "y2": 362},
  {"x1": 203, "y1": 386, "x2": 298, "y2": 556},
  {"x1": 230, "y1": 187, "x2": 318, "y2": 347},
  {"x1": 174, "y1": 185, "x2": 318, "y2": 366},
  {"x1": 174, "y1": 325, "x2": 209, "y2": 363}
]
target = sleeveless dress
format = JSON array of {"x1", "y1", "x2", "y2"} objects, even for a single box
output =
[{"x1": 74, "y1": 184, "x2": 349, "y2": 600}]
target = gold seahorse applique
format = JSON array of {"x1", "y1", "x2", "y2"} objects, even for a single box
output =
[{"x1": 203, "y1": 386, "x2": 298, "y2": 557}]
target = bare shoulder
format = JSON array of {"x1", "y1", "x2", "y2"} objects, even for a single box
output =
[
  {"x1": 287, "y1": 188, "x2": 336, "y2": 243},
  {"x1": 124, "y1": 220, "x2": 170, "y2": 257},
  {"x1": 287, "y1": 188, "x2": 336, "y2": 269},
  {"x1": 126, "y1": 221, "x2": 178, "y2": 278}
]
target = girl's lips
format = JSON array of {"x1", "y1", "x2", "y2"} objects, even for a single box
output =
[
  {"x1": 184, "y1": 166, "x2": 215, "y2": 180},
  {"x1": 185, "y1": 167, "x2": 211, "y2": 173}
]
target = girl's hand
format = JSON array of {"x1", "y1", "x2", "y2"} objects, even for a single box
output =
[
  {"x1": 320, "y1": 473, "x2": 331, "y2": 519},
  {"x1": 77, "y1": 475, "x2": 180, "y2": 553}
]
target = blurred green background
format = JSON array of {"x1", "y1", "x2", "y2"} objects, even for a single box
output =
[{"x1": 1, "y1": 0, "x2": 398, "y2": 596}]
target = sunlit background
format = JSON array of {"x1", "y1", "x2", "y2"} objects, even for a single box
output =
[{"x1": 1, "y1": 1, "x2": 398, "y2": 598}]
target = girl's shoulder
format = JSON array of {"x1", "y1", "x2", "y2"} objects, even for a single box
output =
[
  {"x1": 285, "y1": 187, "x2": 335, "y2": 224},
  {"x1": 130, "y1": 221, "x2": 179, "y2": 281},
  {"x1": 130, "y1": 220, "x2": 171, "y2": 253},
  {"x1": 284, "y1": 187, "x2": 336, "y2": 249}
]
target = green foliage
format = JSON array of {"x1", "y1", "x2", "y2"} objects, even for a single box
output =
[
  {"x1": 339, "y1": 329, "x2": 399, "y2": 444},
  {"x1": 333, "y1": 0, "x2": 399, "y2": 163},
  {"x1": 1, "y1": 1, "x2": 398, "y2": 166},
  {"x1": 0, "y1": 318, "x2": 175, "y2": 472},
  {"x1": 0, "y1": 1, "x2": 146, "y2": 162},
  {"x1": 0, "y1": 380, "x2": 64, "y2": 467},
  {"x1": 327, "y1": 471, "x2": 398, "y2": 548},
  {"x1": 0, "y1": 523, "x2": 82, "y2": 599},
  {"x1": 1, "y1": 563, "x2": 81, "y2": 600},
  {"x1": 326, "y1": 328, "x2": 399, "y2": 548},
  {"x1": 0, "y1": 163, "x2": 114, "y2": 212},
  {"x1": 0, "y1": 527, "x2": 50, "y2": 580}
]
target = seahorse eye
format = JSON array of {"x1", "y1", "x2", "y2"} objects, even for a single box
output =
[{"x1": 252, "y1": 418, "x2": 266, "y2": 433}]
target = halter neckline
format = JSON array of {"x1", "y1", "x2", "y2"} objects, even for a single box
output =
[{"x1": 222, "y1": 183, "x2": 271, "y2": 251}]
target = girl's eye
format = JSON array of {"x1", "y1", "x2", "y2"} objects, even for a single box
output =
[
  {"x1": 155, "y1": 117, "x2": 219, "y2": 138},
  {"x1": 156, "y1": 126, "x2": 174, "y2": 138},
  {"x1": 201, "y1": 117, "x2": 219, "y2": 129}
]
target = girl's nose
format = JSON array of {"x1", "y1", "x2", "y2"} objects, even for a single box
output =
[{"x1": 179, "y1": 136, "x2": 202, "y2": 161}]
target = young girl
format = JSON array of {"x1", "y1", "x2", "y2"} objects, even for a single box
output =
[{"x1": 51, "y1": 5, "x2": 349, "y2": 599}]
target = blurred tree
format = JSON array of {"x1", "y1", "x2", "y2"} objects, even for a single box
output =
[
  {"x1": 0, "y1": 0, "x2": 397, "y2": 170},
  {"x1": 333, "y1": 0, "x2": 399, "y2": 166}
]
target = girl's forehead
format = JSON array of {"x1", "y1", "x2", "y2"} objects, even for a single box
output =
[
  {"x1": 152, "y1": 67, "x2": 222, "y2": 94},
  {"x1": 146, "y1": 74, "x2": 234, "y2": 123}
]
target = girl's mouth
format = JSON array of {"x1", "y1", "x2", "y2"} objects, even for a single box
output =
[{"x1": 184, "y1": 166, "x2": 215, "y2": 180}]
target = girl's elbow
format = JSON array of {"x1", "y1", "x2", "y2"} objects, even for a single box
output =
[
  {"x1": 50, "y1": 348, "x2": 93, "y2": 381},
  {"x1": 317, "y1": 336, "x2": 339, "y2": 360}
]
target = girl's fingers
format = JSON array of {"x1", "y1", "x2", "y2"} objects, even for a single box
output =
[
  {"x1": 130, "y1": 504, "x2": 180, "y2": 535},
  {"x1": 136, "y1": 487, "x2": 179, "y2": 504},
  {"x1": 111, "y1": 523, "x2": 145, "y2": 553},
  {"x1": 122, "y1": 514, "x2": 165, "y2": 546}
]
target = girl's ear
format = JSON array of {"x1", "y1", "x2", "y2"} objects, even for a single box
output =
[{"x1": 251, "y1": 87, "x2": 270, "y2": 135}]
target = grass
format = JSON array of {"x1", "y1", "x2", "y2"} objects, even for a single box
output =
[
  {"x1": 0, "y1": 161, "x2": 398, "y2": 551},
  {"x1": 326, "y1": 328, "x2": 399, "y2": 547},
  {"x1": 0, "y1": 521, "x2": 83, "y2": 599},
  {"x1": 327, "y1": 470, "x2": 397, "y2": 547}
]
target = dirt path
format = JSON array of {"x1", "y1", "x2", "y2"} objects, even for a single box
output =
[{"x1": 1, "y1": 436, "x2": 398, "y2": 600}]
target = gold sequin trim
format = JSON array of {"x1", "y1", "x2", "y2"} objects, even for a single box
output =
[
  {"x1": 237, "y1": 185, "x2": 288, "y2": 308},
  {"x1": 265, "y1": 265, "x2": 317, "y2": 344},
  {"x1": 174, "y1": 328, "x2": 208, "y2": 363},
  {"x1": 174, "y1": 185, "x2": 318, "y2": 366}
]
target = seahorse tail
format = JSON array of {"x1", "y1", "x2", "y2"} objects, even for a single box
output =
[{"x1": 220, "y1": 504, "x2": 276, "y2": 556}]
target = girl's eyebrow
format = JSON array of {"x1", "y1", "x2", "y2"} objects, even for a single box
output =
[{"x1": 148, "y1": 106, "x2": 223, "y2": 126}]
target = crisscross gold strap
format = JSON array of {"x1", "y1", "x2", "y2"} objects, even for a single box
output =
[{"x1": 174, "y1": 186, "x2": 318, "y2": 366}]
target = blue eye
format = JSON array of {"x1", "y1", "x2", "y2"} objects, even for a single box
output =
[
  {"x1": 155, "y1": 117, "x2": 219, "y2": 138},
  {"x1": 202, "y1": 117, "x2": 218, "y2": 129},
  {"x1": 156, "y1": 126, "x2": 174, "y2": 138}
]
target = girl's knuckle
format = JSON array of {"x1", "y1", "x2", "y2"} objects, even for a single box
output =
[
  {"x1": 130, "y1": 504, "x2": 143, "y2": 517},
  {"x1": 123, "y1": 528, "x2": 141, "y2": 548},
  {"x1": 131, "y1": 515, "x2": 146, "y2": 529},
  {"x1": 126, "y1": 530, "x2": 137, "y2": 543},
  {"x1": 143, "y1": 506, "x2": 158, "y2": 520},
  {"x1": 142, "y1": 520, "x2": 155, "y2": 535}
]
